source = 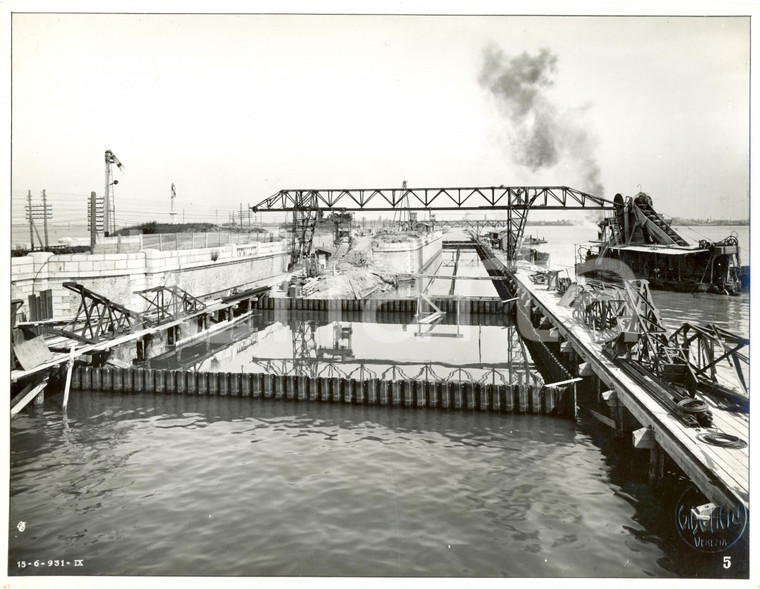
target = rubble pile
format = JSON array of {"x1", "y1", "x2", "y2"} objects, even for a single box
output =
[
  {"x1": 296, "y1": 234, "x2": 415, "y2": 299},
  {"x1": 371, "y1": 230, "x2": 423, "y2": 245}
]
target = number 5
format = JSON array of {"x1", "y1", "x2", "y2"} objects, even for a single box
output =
[{"x1": 723, "y1": 556, "x2": 732, "y2": 569}]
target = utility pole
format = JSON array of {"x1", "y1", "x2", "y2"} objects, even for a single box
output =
[
  {"x1": 247, "y1": 203, "x2": 251, "y2": 231},
  {"x1": 42, "y1": 189, "x2": 49, "y2": 248},
  {"x1": 26, "y1": 190, "x2": 34, "y2": 250},
  {"x1": 239, "y1": 203, "x2": 243, "y2": 231},
  {"x1": 104, "y1": 150, "x2": 125, "y2": 236},
  {"x1": 104, "y1": 152, "x2": 112, "y2": 236},
  {"x1": 90, "y1": 191, "x2": 97, "y2": 249}
]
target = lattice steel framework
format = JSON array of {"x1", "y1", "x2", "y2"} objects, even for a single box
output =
[
  {"x1": 578, "y1": 279, "x2": 699, "y2": 393},
  {"x1": 135, "y1": 285, "x2": 206, "y2": 327},
  {"x1": 291, "y1": 208, "x2": 321, "y2": 265},
  {"x1": 669, "y1": 323, "x2": 749, "y2": 396},
  {"x1": 436, "y1": 219, "x2": 511, "y2": 232},
  {"x1": 506, "y1": 324, "x2": 537, "y2": 386},
  {"x1": 251, "y1": 186, "x2": 613, "y2": 261},
  {"x1": 249, "y1": 357, "x2": 533, "y2": 385},
  {"x1": 59, "y1": 282, "x2": 144, "y2": 343}
]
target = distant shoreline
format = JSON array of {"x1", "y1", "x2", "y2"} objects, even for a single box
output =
[{"x1": 671, "y1": 220, "x2": 749, "y2": 226}]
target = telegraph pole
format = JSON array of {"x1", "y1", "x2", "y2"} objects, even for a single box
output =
[
  {"x1": 42, "y1": 189, "x2": 49, "y2": 248},
  {"x1": 90, "y1": 192, "x2": 97, "y2": 249},
  {"x1": 239, "y1": 203, "x2": 244, "y2": 231},
  {"x1": 104, "y1": 153, "x2": 111, "y2": 236},
  {"x1": 27, "y1": 190, "x2": 34, "y2": 250}
]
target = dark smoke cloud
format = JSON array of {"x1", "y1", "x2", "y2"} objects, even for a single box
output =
[{"x1": 478, "y1": 45, "x2": 604, "y2": 196}]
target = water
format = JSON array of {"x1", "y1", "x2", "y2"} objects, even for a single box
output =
[
  {"x1": 8, "y1": 223, "x2": 750, "y2": 579},
  {"x1": 426, "y1": 248, "x2": 499, "y2": 298},
  {"x1": 11, "y1": 395, "x2": 680, "y2": 577},
  {"x1": 148, "y1": 313, "x2": 539, "y2": 386}
]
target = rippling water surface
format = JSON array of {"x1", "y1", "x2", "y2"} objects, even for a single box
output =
[{"x1": 11, "y1": 394, "x2": 684, "y2": 578}]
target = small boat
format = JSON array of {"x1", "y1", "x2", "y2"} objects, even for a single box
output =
[
  {"x1": 523, "y1": 235, "x2": 547, "y2": 246},
  {"x1": 518, "y1": 247, "x2": 549, "y2": 265}
]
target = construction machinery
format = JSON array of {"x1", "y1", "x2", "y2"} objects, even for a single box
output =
[
  {"x1": 576, "y1": 192, "x2": 742, "y2": 294},
  {"x1": 251, "y1": 185, "x2": 613, "y2": 268}
]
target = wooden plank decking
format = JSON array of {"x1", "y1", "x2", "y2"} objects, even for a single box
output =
[{"x1": 511, "y1": 266, "x2": 749, "y2": 511}]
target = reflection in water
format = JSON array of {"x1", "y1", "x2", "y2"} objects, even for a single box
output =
[{"x1": 147, "y1": 310, "x2": 543, "y2": 387}]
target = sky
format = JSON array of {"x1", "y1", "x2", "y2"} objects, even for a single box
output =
[{"x1": 10, "y1": 13, "x2": 750, "y2": 227}]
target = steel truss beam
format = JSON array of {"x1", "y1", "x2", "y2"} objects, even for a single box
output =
[
  {"x1": 669, "y1": 323, "x2": 749, "y2": 396},
  {"x1": 438, "y1": 219, "x2": 512, "y2": 230},
  {"x1": 59, "y1": 282, "x2": 144, "y2": 344},
  {"x1": 135, "y1": 285, "x2": 206, "y2": 327},
  {"x1": 251, "y1": 186, "x2": 612, "y2": 212},
  {"x1": 252, "y1": 186, "x2": 614, "y2": 261}
]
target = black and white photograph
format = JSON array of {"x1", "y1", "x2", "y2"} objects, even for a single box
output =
[{"x1": 4, "y1": 2, "x2": 755, "y2": 586}]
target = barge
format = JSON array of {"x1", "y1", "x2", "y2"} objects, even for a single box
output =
[{"x1": 575, "y1": 192, "x2": 742, "y2": 295}]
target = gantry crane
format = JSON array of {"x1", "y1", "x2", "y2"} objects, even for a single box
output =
[{"x1": 251, "y1": 185, "x2": 613, "y2": 267}]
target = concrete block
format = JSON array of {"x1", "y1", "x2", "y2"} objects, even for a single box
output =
[
  {"x1": 578, "y1": 362, "x2": 595, "y2": 377},
  {"x1": 64, "y1": 261, "x2": 79, "y2": 272},
  {"x1": 601, "y1": 390, "x2": 617, "y2": 406},
  {"x1": 632, "y1": 427, "x2": 655, "y2": 449},
  {"x1": 30, "y1": 252, "x2": 54, "y2": 265}
]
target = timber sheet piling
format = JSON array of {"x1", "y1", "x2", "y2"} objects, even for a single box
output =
[{"x1": 70, "y1": 365, "x2": 575, "y2": 418}]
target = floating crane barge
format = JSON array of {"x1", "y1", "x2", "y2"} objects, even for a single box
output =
[{"x1": 576, "y1": 192, "x2": 742, "y2": 295}]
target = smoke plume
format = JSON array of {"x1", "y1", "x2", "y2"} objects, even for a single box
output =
[{"x1": 478, "y1": 45, "x2": 604, "y2": 196}]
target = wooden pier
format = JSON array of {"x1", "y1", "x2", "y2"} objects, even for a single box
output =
[{"x1": 507, "y1": 263, "x2": 748, "y2": 512}]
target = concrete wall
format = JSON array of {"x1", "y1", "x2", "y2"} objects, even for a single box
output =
[
  {"x1": 371, "y1": 232, "x2": 443, "y2": 274},
  {"x1": 94, "y1": 231, "x2": 278, "y2": 254},
  {"x1": 12, "y1": 240, "x2": 289, "y2": 319}
]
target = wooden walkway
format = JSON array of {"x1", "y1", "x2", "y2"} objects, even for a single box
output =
[{"x1": 510, "y1": 266, "x2": 748, "y2": 512}]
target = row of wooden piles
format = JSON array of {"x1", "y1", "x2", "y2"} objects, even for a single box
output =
[{"x1": 71, "y1": 366, "x2": 575, "y2": 417}]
